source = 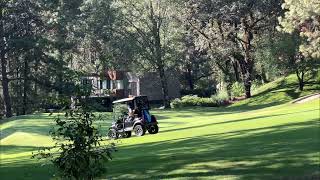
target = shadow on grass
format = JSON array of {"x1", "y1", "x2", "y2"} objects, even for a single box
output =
[
  {"x1": 0, "y1": 145, "x2": 41, "y2": 155},
  {"x1": 106, "y1": 119, "x2": 320, "y2": 179},
  {"x1": 0, "y1": 160, "x2": 55, "y2": 180},
  {"x1": 159, "y1": 108, "x2": 318, "y2": 134}
]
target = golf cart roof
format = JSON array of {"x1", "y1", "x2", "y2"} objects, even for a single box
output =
[{"x1": 112, "y1": 96, "x2": 147, "y2": 104}]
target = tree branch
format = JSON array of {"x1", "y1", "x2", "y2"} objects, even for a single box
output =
[{"x1": 188, "y1": 21, "x2": 211, "y2": 41}]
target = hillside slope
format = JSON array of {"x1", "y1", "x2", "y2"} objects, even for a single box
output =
[{"x1": 229, "y1": 74, "x2": 320, "y2": 110}]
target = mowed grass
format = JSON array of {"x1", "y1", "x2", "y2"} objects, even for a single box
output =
[{"x1": 0, "y1": 75, "x2": 319, "y2": 179}]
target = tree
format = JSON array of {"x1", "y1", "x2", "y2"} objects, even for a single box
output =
[
  {"x1": 270, "y1": 32, "x2": 319, "y2": 90},
  {"x1": 0, "y1": 0, "x2": 87, "y2": 117},
  {"x1": 116, "y1": 0, "x2": 180, "y2": 108},
  {"x1": 0, "y1": 1, "x2": 12, "y2": 117},
  {"x1": 278, "y1": 0, "x2": 320, "y2": 58},
  {"x1": 179, "y1": 2, "x2": 216, "y2": 91},
  {"x1": 0, "y1": 0, "x2": 44, "y2": 117},
  {"x1": 186, "y1": 0, "x2": 282, "y2": 98}
]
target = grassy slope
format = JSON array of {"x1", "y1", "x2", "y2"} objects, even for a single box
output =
[
  {"x1": 0, "y1": 75, "x2": 319, "y2": 180},
  {"x1": 229, "y1": 74, "x2": 320, "y2": 110}
]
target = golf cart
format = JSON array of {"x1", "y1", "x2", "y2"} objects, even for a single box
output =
[{"x1": 108, "y1": 96, "x2": 159, "y2": 139}]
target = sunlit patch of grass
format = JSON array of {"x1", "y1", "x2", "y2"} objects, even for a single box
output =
[{"x1": 231, "y1": 74, "x2": 320, "y2": 109}]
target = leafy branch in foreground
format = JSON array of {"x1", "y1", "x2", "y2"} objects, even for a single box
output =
[{"x1": 32, "y1": 108, "x2": 116, "y2": 180}]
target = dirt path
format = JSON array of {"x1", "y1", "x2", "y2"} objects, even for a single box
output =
[{"x1": 292, "y1": 93, "x2": 320, "y2": 104}]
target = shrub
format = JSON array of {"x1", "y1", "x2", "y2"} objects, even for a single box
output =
[
  {"x1": 113, "y1": 103, "x2": 128, "y2": 120},
  {"x1": 212, "y1": 91, "x2": 229, "y2": 105},
  {"x1": 170, "y1": 98, "x2": 182, "y2": 108},
  {"x1": 170, "y1": 94, "x2": 229, "y2": 108},
  {"x1": 231, "y1": 82, "x2": 245, "y2": 98},
  {"x1": 32, "y1": 108, "x2": 116, "y2": 179}
]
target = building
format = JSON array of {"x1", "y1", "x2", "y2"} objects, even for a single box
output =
[{"x1": 81, "y1": 70, "x2": 181, "y2": 102}]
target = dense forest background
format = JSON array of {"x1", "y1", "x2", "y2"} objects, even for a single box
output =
[{"x1": 0, "y1": 0, "x2": 319, "y2": 118}]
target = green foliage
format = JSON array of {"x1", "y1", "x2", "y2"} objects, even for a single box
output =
[
  {"x1": 1, "y1": 0, "x2": 319, "y2": 119},
  {"x1": 231, "y1": 82, "x2": 245, "y2": 98},
  {"x1": 170, "y1": 94, "x2": 229, "y2": 108},
  {"x1": 278, "y1": 0, "x2": 320, "y2": 58},
  {"x1": 112, "y1": 103, "x2": 128, "y2": 120},
  {"x1": 212, "y1": 91, "x2": 229, "y2": 104},
  {"x1": 229, "y1": 80, "x2": 262, "y2": 99},
  {"x1": 76, "y1": 83, "x2": 93, "y2": 97},
  {"x1": 254, "y1": 35, "x2": 283, "y2": 80},
  {"x1": 32, "y1": 109, "x2": 116, "y2": 179},
  {"x1": 251, "y1": 80, "x2": 263, "y2": 92}
]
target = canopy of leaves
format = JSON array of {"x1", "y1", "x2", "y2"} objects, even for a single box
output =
[{"x1": 278, "y1": 0, "x2": 320, "y2": 58}]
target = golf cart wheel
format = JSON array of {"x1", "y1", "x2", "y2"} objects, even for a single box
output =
[
  {"x1": 134, "y1": 124, "x2": 145, "y2": 136},
  {"x1": 124, "y1": 131, "x2": 132, "y2": 138},
  {"x1": 148, "y1": 124, "x2": 159, "y2": 134},
  {"x1": 108, "y1": 129, "x2": 118, "y2": 139}
]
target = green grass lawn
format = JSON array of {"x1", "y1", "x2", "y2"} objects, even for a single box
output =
[{"x1": 1, "y1": 75, "x2": 319, "y2": 179}]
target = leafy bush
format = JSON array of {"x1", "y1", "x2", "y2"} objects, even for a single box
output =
[
  {"x1": 170, "y1": 98, "x2": 182, "y2": 108},
  {"x1": 212, "y1": 91, "x2": 230, "y2": 105},
  {"x1": 32, "y1": 108, "x2": 116, "y2": 179},
  {"x1": 113, "y1": 103, "x2": 128, "y2": 120},
  {"x1": 170, "y1": 94, "x2": 229, "y2": 108},
  {"x1": 231, "y1": 82, "x2": 245, "y2": 98}
]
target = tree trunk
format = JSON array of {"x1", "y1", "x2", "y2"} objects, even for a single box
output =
[
  {"x1": 216, "y1": 59, "x2": 232, "y2": 99},
  {"x1": 16, "y1": 68, "x2": 22, "y2": 116},
  {"x1": 0, "y1": 7, "x2": 12, "y2": 118},
  {"x1": 0, "y1": 59, "x2": 12, "y2": 118},
  {"x1": 241, "y1": 23, "x2": 254, "y2": 98},
  {"x1": 155, "y1": 33, "x2": 170, "y2": 108},
  {"x1": 150, "y1": 1, "x2": 170, "y2": 108},
  {"x1": 22, "y1": 56, "x2": 29, "y2": 115},
  {"x1": 261, "y1": 73, "x2": 268, "y2": 84},
  {"x1": 185, "y1": 26, "x2": 195, "y2": 90},
  {"x1": 232, "y1": 60, "x2": 240, "y2": 82},
  {"x1": 186, "y1": 66, "x2": 194, "y2": 90},
  {"x1": 242, "y1": 59, "x2": 253, "y2": 98},
  {"x1": 158, "y1": 65, "x2": 170, "y2": 108},
  {"x1": 225, "y1": 79, "x2": 232, "y2": 99},
  {"x1": 296, "y1": 70, "x2": 305, "y2": 91},
  {"x1": 233, "y1": 52, "x2": 253, "y2": 98}
]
